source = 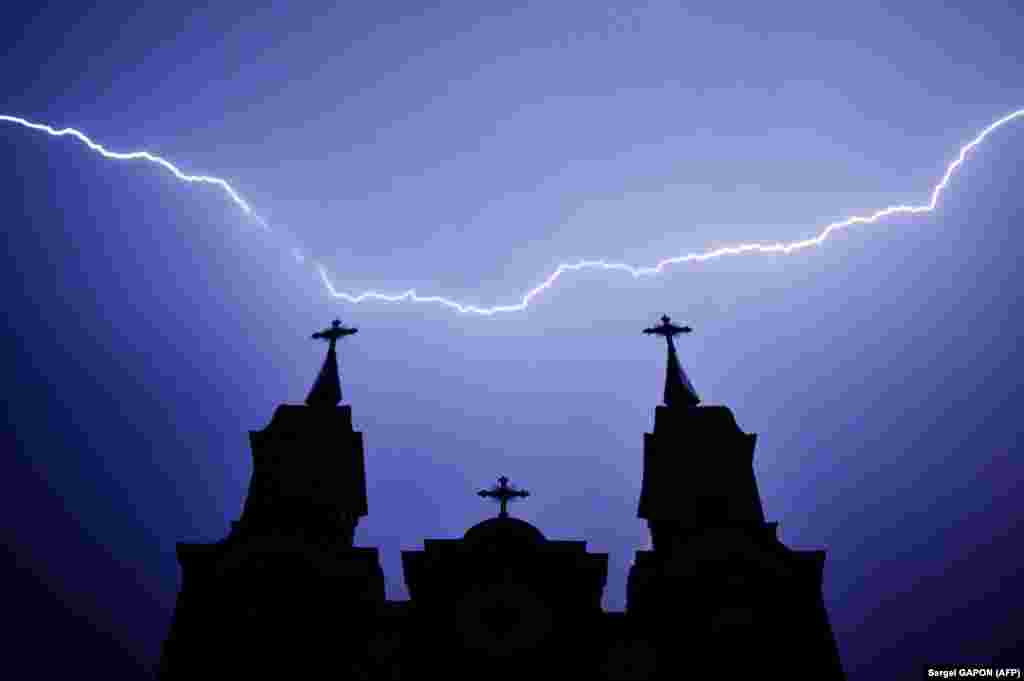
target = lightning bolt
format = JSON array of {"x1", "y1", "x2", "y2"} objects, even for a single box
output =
[
  {"x1": 319, "y1": 108, "x2": 1024, "y2": 315},
  {"x1": 3, "y1": 109, "x2": 1023, "y2": 317},
  {"x1": 0, "y1": 115, "x2": 268, "y2": 230}
]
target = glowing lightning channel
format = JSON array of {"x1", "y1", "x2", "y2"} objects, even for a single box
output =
[
  {"x1": 0, "y1": 115, "x2": 268, "y2": 230},
  {"x1": 317, "y1": 108, "x2": 1024, "y2": 316},
  {"x1": 4, "y1": 109, "x2": 1023, "y2": 316}
]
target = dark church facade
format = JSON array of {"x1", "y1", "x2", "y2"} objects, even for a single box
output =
[{"x1": 157, "y1": 318, "x2": 845, "y2": 679}]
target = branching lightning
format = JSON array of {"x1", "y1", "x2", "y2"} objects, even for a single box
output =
[{"x1": 3, "y1": 109, "x2": 1023, "y2": 317}]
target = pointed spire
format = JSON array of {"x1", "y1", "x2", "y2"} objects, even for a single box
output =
[
  {"x1": 664, "y1": 335, "x2": 700, "y2": 407},
  {"x1": 306, "y1": 320, "x2": 358, "y2": 407},
  {"x1": 643, "y1": 315, "x2": 700, "y2": 407}
]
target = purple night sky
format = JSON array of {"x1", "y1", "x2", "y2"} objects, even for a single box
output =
[{"x1": 2, "y1": 2, "x2": 1022, "y2": 677}]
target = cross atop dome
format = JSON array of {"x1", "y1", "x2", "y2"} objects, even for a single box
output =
[
  {"x1": 643, "y1": 315, "x2": 700, "y2": 408},
  {"x1": 477, "y1": 476, "x2": 530, "y2": 518}
]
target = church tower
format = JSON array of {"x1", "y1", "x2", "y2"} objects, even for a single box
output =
[
  {"x1": 627, "y1": 316, "x2": 845, "y2": 678},
  {"x1": 158, "y1": 320, "x2": 385, "y2": 678}
]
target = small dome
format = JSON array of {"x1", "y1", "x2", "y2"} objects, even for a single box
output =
[{"x1": 462, "y1": 517, "x2": 546, "y2": 549}]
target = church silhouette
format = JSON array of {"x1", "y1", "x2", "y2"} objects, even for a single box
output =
[{"x1": 157, "y1": 318, "x2": 845, "y2": 679}]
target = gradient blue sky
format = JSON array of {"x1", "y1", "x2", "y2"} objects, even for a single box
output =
[{"x1": 2, "y1": 1, "x2": 1022, "y2": 677}]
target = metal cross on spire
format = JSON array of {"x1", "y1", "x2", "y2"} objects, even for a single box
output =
[
  {"x1": 477, "y1": 476, "x2": 530, "y2": 518},
  {"x1": 644, "y1": 314, "x2": 692, "y2": 340},
  {"x1": 306, "y1": 320, "x2": 358, "y2": 407},
  {"x1": 643, "y1": 315, "x2": 701, "y2": 408}
]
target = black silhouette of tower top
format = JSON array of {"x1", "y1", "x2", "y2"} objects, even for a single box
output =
[
  {"x1": 306, "y1": 319, "x2": 358, "y2": 407},
  {"x1": 643, "y1": 315, "x2": 700, "y2": 408},
  {"x1": 158, "y1": 319, "x2": 383, "y2": 679},
  {"x1": 233, "y1": 318, "x2": 369, "y2": 544},
  {"x1": 629, "y1": 318, "x2": 845, "y2": 678},
  {"x1": 477, "y1": 476, "x2": 530, "y2": 518}
]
